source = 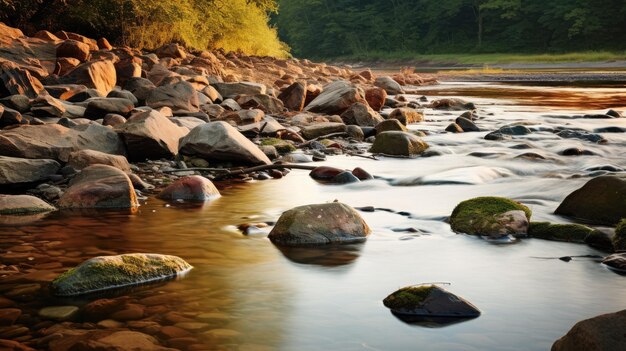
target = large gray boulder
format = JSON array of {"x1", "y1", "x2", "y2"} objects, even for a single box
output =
[
  {"x1": 84, "y1": 97, "x2": 134, "y2": 120},
  {"x1": 374, "y1": 76, "x2": 404, "y2": 95},
  {"x1": 268, "y1": 202, "x2": 371, "y2": 246},
  {"x1": 50, "y1": 253, "x2": 192, "y2": 296},
  {"x1": 552, "y1": 309, "x2": 626, "y2": 351},
  {"x1": 0, "y1": 124, "x2": 125, "y2": 162},
  {"x1": 555, "y1": 176, "x2": 626, "y2": 225},
  {"x1": 305, "y1": 80, "x2": 366, "y2": 115},
  {"x1": 179, "y1": 121, "x2": 271, "y2": 165},
  {"x1": 146, "y1": 81, "x2": 200, "y2": 113},
  {"x1": 0, "y1": 156, "x2": 60, "y2": 185},
  {"x1": 58, "y1": 164, "x2": 138, "y2": 209},
  {"x1": 115, "y1": 110, "x2": 188, "y2": 161},
  {"x1": 369, "y1": 131, "x2": 429, "y2": 157}
]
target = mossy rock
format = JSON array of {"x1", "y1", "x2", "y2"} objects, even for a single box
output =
[
  {"x1": 260, "y1": 138, "x2": 296, "y2": 154},
  {"x1": 450, "y1": 197, "x2": 531, "y2": 237},
  {"x1": 528, "y1": 222, "x2": 594, "y2": 243},
  {"x1": 369, "y1": 131, "x2": 429, "y2": 157},
  {"x1": 51, "y1": 253, "x2": 192, "y2": 296},
  {"x1": 555, "y1": 175, "x2": 626, "y2": 225},
  {"x1": 613, "y1": 219, "x2": 626, "y2": 251},
  {"x1": 383, "y1": 285, "x2": 480, "y2": 317}
]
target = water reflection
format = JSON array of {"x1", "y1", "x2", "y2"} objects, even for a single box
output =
[
  {"x1": 391, "y1": 312, "x2": 480, "y2": 328},
  {"x1": 275, "y1": 243, "x2": 364, "y2": 267}
]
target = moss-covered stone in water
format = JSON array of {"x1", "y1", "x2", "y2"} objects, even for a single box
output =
[
  {"x1": 613, "y1": 219, "x2": 626, "y2": 251},
  {"x1": 51, "y1": 253, "x2": 192, "y2": 296},
  {"x1": 529, "y1": 222, "x2": 594, "y2": 243},
  {"x1": 450, "y1": 196, "x2": 531, "y2": 235},
  {"x1": 260, "y1": 138, "x2": 296, "y2": 154},
  {"x1": 383, "y1": 285, "x2": 435, "y2": 310}
]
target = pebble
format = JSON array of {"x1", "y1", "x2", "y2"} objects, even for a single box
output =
[
  {"x1": 0, "y1": 308, "x2": 22, "y2": 326},
  {"x1": 38, "y1": 306, "x2": 79, "y2": 321}
]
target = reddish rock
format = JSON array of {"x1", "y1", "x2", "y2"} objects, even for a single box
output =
[
  {"x1": 56, "y1": 57, "x2": 80, "y2": 76},
  {"x1": 159, "y1": 326, "x2": 192, "y2": 339},
  {"x1": 352, "y1": 167, "x2": 373, "y2": 180},
  {"x1": 61, "y1": 60, "x2": 116, "y2": 96},
  {"x1": 365, "y1": 87, "x2": 387, "y2": 111},
  {"x1": 97, "y1": 38, "x2": 113, "y2": 50},
  {"x1": 0, "y1": 308, "x2": 21, "y2": 326},
  {"x1": 157, "y1": 176, "x2": 221, "y2": 202},
  {"x1": 67, "y1": 149, "x2": 131, "y2": 172},
  {"x1": 278, "y1": 82, "x2": 307, "y2": 111},
  {"x1": 0, "y1": 60, "x2": 44, "y2": 98},
  {"x1": 56, "y1": 40, "x2": 90, "y2": 62},
  {"x1": 110, "y1": 304, "x2": 144, "y2": 321},
  {"x1": 83, "y1": 297, "x2": 130, "y2": 321},
  {"x1": 309, "y1": 166, "x2": 344, "y2": 181},
  {"x1": 552, "y1": 309, "x2": 626, "y2": 351}
]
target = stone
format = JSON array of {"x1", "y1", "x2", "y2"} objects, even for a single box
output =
[
  {"x1": 0, "y1": 124, "x2": 125, "y2": 162},
  {"x1": 115, "y1": 110, "x2": 188, "y2": 161},
  {"x1": 56, "y1": 40, "x2": 90, "y2": 62},
  {"x1": 0, "y1": 60, "x2": 44, "y2": 98},
  {"x1": 57, "y1": 164, "x2": 138, "y2": 209},
  {"x1": 369, "y1": 131, "x2": 429, "y2": 157},
  {"x1": 498, "y1": 125, "x2": 532, "y2": 135},
  {"x1": 146, "y1": 81, "x2": 200, "y2": 114},
  {"x1": 50, "y1": 253, "x2": 192, "y2": 296},
  {"x1": 340, "y1": 102, "x2": 384, "y2": 127},
  {"x1": 212, "y1": 82, "x2": 266, "y2": 99},
  {"x1": 445, "y1": 123, "x2": 464, "y2": 133},
  {"x1": 278, "y1": 82, "x2": 306, "y2": 111},
  {"x1": 0, "y1": 194, "x2": 55, "y2": 214},
  {"x1": 84, "y1": 98, "x2": 134, "y2": 119},
  {"x1": 61, "y1": 59, "x2": 117, "y2": 96},
  {"x1": 107, "y1": 89, "x2": 139, "y2": 105},
  {"x1": 157, "y1": 176, "x2": 221, "y2": 202},
  {"x1": 552, "y1": 309, "x2": 626, "y2": 351},
  {"x1": 0, "y1": 156, "x2": 60, "y2": 185},
  {"x1": 613, "y1": 219, "x2": 626, "y2": 251},
  {"x1": 0, "y1": 95, "x2": 30, "y2": 113},
  {"x1": 260, "y1": 138, "x2": 296, "y2": 154},
  {"x1": 333, "y1": 171, "x2": 360, "y2": 184},
  {"x1": 602, "y1": 253, "x2": 626, "y2": 273},
  {"x1": 557, "y1": 130, "x2": 606, "y2": 143},
  {"x1": 365, "y1": 87, "x2": 387, "y2": 111},
  {"x1": 30, "y1": 94, "x2": 65, "y2": 117},
  {"x1": 66, "y1": 88, "x2": 102, "y2": 102},
  {"x1": 97, "y1": 37, "x2": 113, "y2": 50},
  {"x1": 124, "y1": 77, "x2": 156, "y2": 104},
  {"x1": 374, "y1": 76, "x2": 404, "y2": 95},
  {"x1": 268, "y1": 202, "x2": 371, "y2": 246},
  {"x1": 346, "y1": 125, "x2": 364, "y2": 141},
  {"x1": 431, "y1": 98, "x2": 476, "y2": 111},
  {"x1": 38, "y1": 306, "x2": 79, "y2": 321},
  {"x1": 301, "y1": 122, "x2": 347, "y2": 139},
  {"x1": 236, "y1": 94, "x2": 284, "y2": 114},
  {"x1": 103, "y1": 114, "x2": 127, "y2": 127},
  {"x1": 49, "y1": 330, "x2": 174, "y2": 351},
  {"x1": 0, "y1": 308, "x2": 21, "y2": 326},
  {"x1": 584, "y1": 229, "x2": 615, "y2": 251},
  {"x1": 484, "y1": 131, "x2": 512, "y2": 141},
  {"x1": 179, "y1": 121, "x2": 271, "y2": 165},
  {"x1": 528, "y1": 222, "x2": 594, "y2": 243},
  {"x1": 456, "y1": 117, "x2": 479, "y2": 132},
  {"x1": 156, "y1": 43, "x2": 186, "y2": 59},
  {"x1": 305, "y1": 80, "x2": 366, "y2": 115},
  {"x1": 383, "y1": 285, "x2": 480, "y2": 318},
  {"x1": 67, "y1": 149, "x2": 131, "y2": 172},
  {"x1": 0, "y1": 106, "x2": 22, "y2": 127},
  {"x1": 375, "y1": 119, "x2": 407, "y2": 133},
  {"x1": 389, "y1": 108, "x2": 424, "y2": 125},
  {"x1": 309, "y1": 166, "x2": 344, "y2": 181},
  {"x1": 555, "y1": 176, "x2": 626, "y2": 225},
  {"x1": 450, "y1": 197, "x2": 532, "y2": 238}
]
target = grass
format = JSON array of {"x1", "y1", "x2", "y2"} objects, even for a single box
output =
[{"x1": 333, "y1": 51, "x2": 626, "y2": 65}]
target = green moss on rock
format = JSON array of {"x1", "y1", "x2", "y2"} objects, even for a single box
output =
[
  {"x1": 260, "y1": 138, "x2": 296, "y2": 154},
  {"x1": 383, "y1": 285, "x2": 435, "y2": 310},
  {"x1": 450, "y1": 196, "x2": 531, "y2": 236},
  {"x1": 529, "y1": 222, "x2": 594, "y2": 243},
  {"x1": 51, "y1": 253, "x2": 192, "y2": 296},
  {"x1": 613, "y1": 219, "x2": 626, "y2": 251}
]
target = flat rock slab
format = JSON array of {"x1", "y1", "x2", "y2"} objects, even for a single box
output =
[
  {"x1": 0, "y1": 156, "x2": 60, "y2": 185},
  {"x1": 50, "y1": 253, "x2": 192, "y2": 296},
  {"x1": 0, "y1": 195, "x2": 55, "y2": 215}
]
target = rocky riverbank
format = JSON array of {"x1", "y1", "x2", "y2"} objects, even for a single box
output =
[{"x1": 1, "y1": 22, "x2": 626, "y2": 351}]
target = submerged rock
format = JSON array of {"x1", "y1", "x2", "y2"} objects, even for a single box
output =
[
  {"x1": 528, "y1": 222, "x2": 594, "y2": 243},
  {"x1": 48, "y1": 330, "x2": 175, "y2": 351},
  {"x1": 555, "y1": 176, "x2": 626, "y2": 225},
  {"x1": 383, "y1": 285, "x2": 480, "y2": 318},
  {"x1": 0, "y1": 195, "x2": 55, "y2": 214},
  {"x1": 369, "y1": 131, "x2": 429, "y2": 157},
  {"x1": 38, "y1": 306, "x2": 79, "y2": 321},
  {"x1": 268, "y1": 202, "x2": 371, "y2": 246},
  {"x1": 450, "y1": 197, "x2": 531, "y2": 238},
  {"x1": 552, "y1": 309, "x2": 626, "y2": 351},
  {"x1": 58, "y1": 164, "x2": 138, "y2": 209},
  {"x1": 50, "y1": 253, "x2": 192, "y2": 296},
  {"x1": 157, "y1": 176, "x2": 220, "y2": 202}
]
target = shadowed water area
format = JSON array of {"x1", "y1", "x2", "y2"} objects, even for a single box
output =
[{"x1": 1, "y1": 80, "x2": 626, "y2": 350}]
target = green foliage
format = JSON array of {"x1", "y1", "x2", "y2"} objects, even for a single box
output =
[
  {"x1": 275, "y1": 0, "x2": 626, "y2": 58},
  {"x1": 383, "y1": 285, "x2": 435, "y2": 310}
]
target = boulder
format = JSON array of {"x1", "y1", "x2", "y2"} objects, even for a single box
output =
[
  {"x1": 123, "y1": 77, "x2": 155, "y2": 104},
  {"x1": 456, "y1": 117, "x2": 479, "y2": 132},
  {"x1": 115, "y1": 110, "x2": 188, "y2": 161},
  {"x1": 450, "y1": 197, "x2": 532, "y2": 238},
  {"x1": 0, "y1": 195, "x2": 55, "y2": 214},
  {"x1": 305, "y1": 80, "x2": 366, "y2": 115},
  {"x1": 67, "y1": 149, "x2": 131, "y2": 172},
  {"x1": 84, "y1": 97, "x2": 134, "y2": 119},
  {"x1": 375, "y1": 119, "x2": 407, "y2": 133},
  {"x1": 602, "y1": 253, "x2": 626, "y2": 273},
  {"x1": 555, "y1": 176, "x2": 626, "y2": 225},
  {"x1": 278, "y1": 82, "x2": 306, "y2": 111},
  {"x1": 0, "y1": 60, "x2": 44, "y2": 98},
  {"x1": 97, "y1": 37, "x2": 113, "y2": 50},
  {"x1": 497, "y1": 125, "x2": 532, "y2": 135},
  {"x1": 57, "y1": 165, "x2": 138, "y2": 209},
  {"x1": 156, "y1": 43, "x2": 186, "y2": 59},
  {"x1": 301, "y1": 122, "x2": 347, "y2": 140},
  {"x1": 445, "y1": 123, "x2": 464, "y2": 133},
  {"x1": 0, "y1": 124, "x2": 125, "y2": 162},
  {"x1": 369, "y1": 131, "x2": 429, "y2": 157},
  {"x1": 235, "y1": 94, "x2": 284, "y2": 114},
  {"x1": 552, "y1": 309, "x2": 626, "y2": 351},
  {"x1": 431, "y1": 98, "x2": 476, "y2": 111},
  {"x1": 30, "y1": 94, "x2": 65, "y2": 117},
  {"x1": 212, "y1": 82, "x2": 266, "y2": 99},
  {"x1": 51, "y1": 253, "x2": 191, "y2": 296},
  {"x1": 383, "y1": 285, "x2": 480, "y2": 318},
  {"x1": 340, "y1": 102, "x2": 384, "y2": 127},
  {"x1": 0, "y1": 94, "x2": 30, "y2": 113},
  {"x1": 528, "y1": 222, "x2": 594, "y2": 243},
  {"x1": 0, "y1": 156, "x2": 60, "y2": 185},
  {"x1": 374, "y1": 76, "x2": 404, "y2": 95},
  {"x1": 146, "y1": 81, "x2": 200, "y2": 114},
  {"x1": 0, "y1": 106, "x2": 22, "y2": 127},
  {"x1": 309, "y1": 166, "x2": 344, "y2": 181},
  {"x1": 179, "y1": 121, "x2": 271, "y2": 165},
  {"x1": 613, "y1": 219, "x2": 626, "y2": 251},
  {"x1": 157, "y1": 176, "x2": 221, "y2": 202},
  {"x1": 56, "y1": 40, "x2": 90, "y2": 62},
  {"x1": 389, "y1": 108, "x2": 424, "y2": 125},
  {"x1": 61, "y1": 60, "x2": 116, "y2": 96},
  {"x1": 365, "y1": 87, "x2": 387, "y2": 111},
  {"x1": 557, "y1": 130, "x2": 606, "y2": 143},
  {"x1": 268, "y1": 202, "x2": 371, "y2": 246}
]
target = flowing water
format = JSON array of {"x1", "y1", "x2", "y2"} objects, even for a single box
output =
[{"x1": 2, "y1": 81, "x2": 626, "y2": 350}]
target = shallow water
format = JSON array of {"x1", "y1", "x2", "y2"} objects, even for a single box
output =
[{"x1": 2, "y1": 81, "x2": 626, "y2": 350}]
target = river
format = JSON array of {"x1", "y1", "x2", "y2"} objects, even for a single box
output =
[{"x1": 1, "y1": 80, "x2": 626, "y2": 350}]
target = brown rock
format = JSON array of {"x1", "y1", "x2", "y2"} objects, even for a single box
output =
[
  {"x1": 0, "y1": 308, "x2": 21, "y2": 326},
  {"x1": 110, "y1": 304, "x2": 144, "y2": 321},
  {"x1": 278, "y1": 82, "x2": 307, "y2": 111},
  {"x1": 389, "y1": 108, "x2": 424, "y2": 125},
  {"x1": 56, "y1": 57, "x2": 80, "y2": 76},
  {"x1": 61, "y1": 60, "x2": 116, "y2": 96},
  {"x1": 67, "y1": 149, "x2": 131, "y2": 172},
  {"x1": 58, "y1": 164, "x2": 138, "y2": 209},
  {"x1": 83, "y1": 297, "x2": 130, "y2": 321},
  {"x1": 0, "y1": 60, "x2": 44, "y2": 98},
  {"x1": 340, "y1": 102, "x2": 383, "y2": 127},
  {"x1": 56, "y1": 40, "x2": 90, "y2": 62},
  {"x1": 157, "y1": 176, "x2": 221, "y2": 202},
  {"x1": 365, "y1": 87, "x2": 387, "y2": 112},
  {"x1": 97, "y1": 38, "x2": 113, "y2": 50},
  {"x1": 552, "y1": 309, "x2": 626, "y2": 351},
  {"x1": 0, "y1": 156, "x2": 60, "y2": 185}
]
